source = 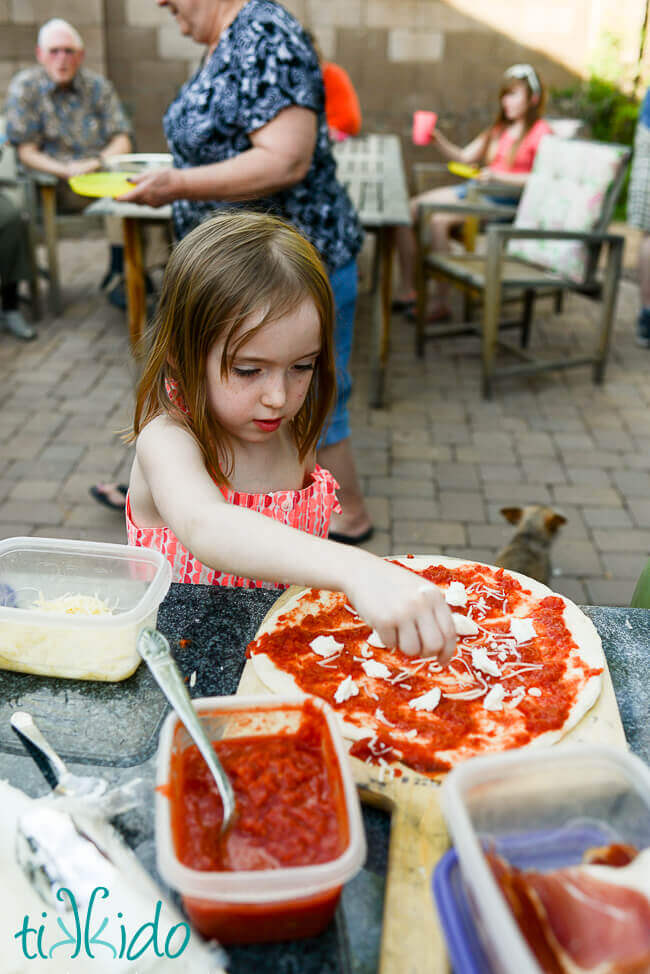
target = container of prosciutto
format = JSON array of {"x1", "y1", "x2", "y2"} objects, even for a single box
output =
[
  {"x1": 440, "y1": 745, "x2": 650, "y2": 974},
  {"x1": 155, "y1": 694, "x2": 366, "y2": 943}
]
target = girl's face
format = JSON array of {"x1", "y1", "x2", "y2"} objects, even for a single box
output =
[
  {"x1": 206, "y1": 299, "x2": 322, "y2": 446},
  {"x1": 501, "y1": 81, "x2": 533, "y2": 121}
]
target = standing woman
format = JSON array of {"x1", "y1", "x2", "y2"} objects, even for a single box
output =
[
  {"x1": 120, "y1": 0, "x2": 373, "y2": 544},
  {"x1": 627, "y1": 86, "x2": 650, "y2": 348}
]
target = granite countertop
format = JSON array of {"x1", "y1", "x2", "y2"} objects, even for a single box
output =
[{"x1": 0, "y1": 585, "x2": 648, "y2": 974}]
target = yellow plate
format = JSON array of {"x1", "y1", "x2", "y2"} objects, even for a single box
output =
[
  {"x1": 68, "y1": 171, "x2": 139, "y2": 198},
  {"x1": 447, "y1": 162, "x2": 480, "y2": 179}
]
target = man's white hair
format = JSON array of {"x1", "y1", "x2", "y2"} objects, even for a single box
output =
[{"x1": 37, "y1": 18, "x2": 84, "y2": 50}]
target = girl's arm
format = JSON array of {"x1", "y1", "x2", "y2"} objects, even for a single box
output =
[
  {"x1": 432, "y1": 127, "x2": 490, "y2": 165},
  {"x1": 117, "y1": 106, "x2": 318, "y2": 208},
  {"x1": 133, "y1": 418, "x2": 457, "y2": 663}
]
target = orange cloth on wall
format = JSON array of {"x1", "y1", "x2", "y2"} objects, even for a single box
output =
[{"x1": 322, "y1": 62, "x2": 362, "y2": 137}]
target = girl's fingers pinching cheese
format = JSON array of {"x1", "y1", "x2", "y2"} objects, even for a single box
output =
[
  {"x1": 394, "y1": 619, "x2": 421, "y2": 658},
  {"x1": 413, "y1": 611, "x2": 446, "y2": 660},
  {"x1": 417, "y1": 582, "x2": 457, "y2": 663}
]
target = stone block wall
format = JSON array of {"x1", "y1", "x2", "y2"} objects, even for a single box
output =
[{"x1": 1, "y1": 0, "x2": 648, "y2": 188}]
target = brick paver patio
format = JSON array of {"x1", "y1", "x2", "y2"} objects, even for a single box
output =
[{"x1": 1, "y1": 228, "x2": 648, "y2": 606}]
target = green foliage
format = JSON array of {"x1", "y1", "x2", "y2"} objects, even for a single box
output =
[
  {"x1": 549, "y1": 31, "x2": 642, "y2": 219},
  {"x1": 550, "y1": 79, "x2": 639, "y2": 148}
]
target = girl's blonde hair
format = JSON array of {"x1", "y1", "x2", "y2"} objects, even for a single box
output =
[
  {"x1": 487, "y1": 65, "x2": 546, "y2": 166},
  {"x1": 131, "y1": 210, "x2": 337, "y2": 486}
]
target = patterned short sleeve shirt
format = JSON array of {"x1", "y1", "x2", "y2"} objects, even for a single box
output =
[
  {"x1": 5, "y1": 66, "x2": 132, "y2": 160},
  {"x1": 163, "y1": 0, "x2": 363, "y2": 272}
]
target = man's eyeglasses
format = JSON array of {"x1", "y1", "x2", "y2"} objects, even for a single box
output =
[{"x1": 45, "y1": 47, "x2": 80, "y2": 56}]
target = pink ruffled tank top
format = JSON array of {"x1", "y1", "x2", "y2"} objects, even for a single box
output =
[{"x1": 126, "y1": 464, "x2": 341, "y2": 589}]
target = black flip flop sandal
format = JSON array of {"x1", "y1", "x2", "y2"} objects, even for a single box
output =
[
  {"x1": 89, "y1": 483, "x2": 128, "y2": 511},
  {"x1": 328, "y1": 527, "x2": 374, "y2": 546}
]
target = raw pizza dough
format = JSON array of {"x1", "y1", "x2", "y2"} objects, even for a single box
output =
[{"x1": 248, "y1": 556, "x2": 604, "y2": 777}]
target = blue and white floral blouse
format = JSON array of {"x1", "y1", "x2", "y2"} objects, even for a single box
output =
[{"x1": 163, "y1": 0, "x2": 363, "y2": 272}]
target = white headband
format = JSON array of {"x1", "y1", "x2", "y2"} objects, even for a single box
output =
[{"x1": 504, "y1": 63, "x2": 541, "y2": 96}]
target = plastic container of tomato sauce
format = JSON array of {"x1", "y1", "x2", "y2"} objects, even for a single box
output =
[{"x1": 155, "y1": 694, "x2": 366, "y2": 944}]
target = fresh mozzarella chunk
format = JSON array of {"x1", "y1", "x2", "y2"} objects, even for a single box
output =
[
  {"x1": 471, "y1": 647, "x2": 501, "y2": 677},
  {"x1": 452, "y1": 613, "x2": 479, "y2": 636},
  {"x1": 445, "y1": 582, "x2": 468, "y2": 607},
  {"x1": 309, "y1": 635, "x2": 344, "y2": 657},
  {"x1": 483, "y1": 684, "x2": 506, "y2": 710},
  {"x1": 408, "y1": 688, "x2": 442, "y2": 711},
  {"x1": 367, "y1": 630, "x2": 386, "y2": 648},
  {"x1": 362, "y1": 659, "x2": 392, "y2": 679},
  {"x1": 509, "y1": 618, "x2": 537, "y2": 644},
  {"x1": 334, "y1": 675, "x2": 359, "y2": 703}
]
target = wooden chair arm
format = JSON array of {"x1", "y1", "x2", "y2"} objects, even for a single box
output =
[
  {"x1": 415, "y1": 199, "x2": 517, "y2": 247},
  {"x1": 485, "y1": 226, "x2": 625, "y2": 247},
  {"x1": 26, "y1": 170, "x2": 58, "y2": 186}
]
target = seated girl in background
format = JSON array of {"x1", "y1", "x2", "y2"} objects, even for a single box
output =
[
  {"x1": 127, "y1": 210, "x2": 456, "y2": 663},
  {"x1": 395, "y1": 63, "x2": 551, "y2": 322}
]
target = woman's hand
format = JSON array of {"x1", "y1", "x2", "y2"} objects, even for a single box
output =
[
  {"x1": 343, "y1": 557, "x2": 457, "y2": 664},
  {"x1": 117, "y1": 167, "x2": 185, "y2": 207}
]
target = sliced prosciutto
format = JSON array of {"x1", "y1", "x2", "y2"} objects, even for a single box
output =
[{"x1": 488, "y1": 847, "x2": 650, "y2": 974}]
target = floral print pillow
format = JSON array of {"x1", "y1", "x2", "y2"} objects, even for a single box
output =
[{"x1": 507, "y1": 137, "x2": 628, "y2": 282}]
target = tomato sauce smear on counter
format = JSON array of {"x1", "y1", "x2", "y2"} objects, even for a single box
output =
[
  {"x1": 247, "y1": 561, "x2": 603, "y2": 777},
  {"x1": 169, "y1": 701, "x2": 348, "y2": 873}
]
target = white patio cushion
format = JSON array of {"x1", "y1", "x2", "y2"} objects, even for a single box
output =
[{"x1": 507, "y1": 137, "x2": 628, "y2": 282}]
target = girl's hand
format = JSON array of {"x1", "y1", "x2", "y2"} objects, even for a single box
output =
[
  {"x1": 116, "y1": 167, "x2": 184, "y2": 207},
  {"x1": 344, "y1": 558, "x2": 457, "y2": 663},
  {"x1": 476, "y1": 166, "x2": 493, "y2": 184}
]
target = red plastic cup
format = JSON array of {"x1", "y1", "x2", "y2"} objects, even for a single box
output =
[{"x1": 412, "y1": 110, "x2": 438, "y2": 145}]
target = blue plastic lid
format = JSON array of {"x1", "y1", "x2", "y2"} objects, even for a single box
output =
[{"x1": 433, "y1": 823, "x2": 616, "y2": 974}]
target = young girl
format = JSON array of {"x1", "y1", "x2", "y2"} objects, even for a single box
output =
[
  {"x1": 395, "y1": 63, "x2": 552, "y2": 321},
  {"x1": 127, "y1": 210, "x2": 456, "y2": 663}
]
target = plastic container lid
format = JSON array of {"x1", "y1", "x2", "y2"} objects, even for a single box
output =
[
  {"x1": 156, "y1": 694, "x2": 366, "y2": 904},
  {"x1": 440, "y1": 744, "x2": 650, "y2": 974},
  {"x1": 0, "y1": 536, "x2": 171, "y2": 630}
]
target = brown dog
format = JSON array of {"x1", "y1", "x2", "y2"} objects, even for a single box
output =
[{"x1": 493, "y1": 505, "x2": 567, "y2": 585}]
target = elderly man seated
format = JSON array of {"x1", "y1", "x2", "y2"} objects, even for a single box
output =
[{"x1": 5, "y1": 17, "x2": 133, "y2": 297}]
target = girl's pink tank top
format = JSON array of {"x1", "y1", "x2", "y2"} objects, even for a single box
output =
[
  {"x1": 489, "y1": 118, "x2": 552, "y2": 174},
  {"x1": 125, "y1": 464, "x2": 341, "y2": 589}
]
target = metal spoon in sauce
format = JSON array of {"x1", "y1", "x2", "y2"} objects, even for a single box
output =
[{"x1": 137, "y1": 627, "x2": 236, "y2": 835}]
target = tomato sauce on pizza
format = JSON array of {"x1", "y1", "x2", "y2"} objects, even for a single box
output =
[{"x1": 247, "y1": 557, "x2": 604, "y2": 777}]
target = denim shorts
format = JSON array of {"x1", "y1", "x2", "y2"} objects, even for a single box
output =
[
  {"x1": 319, "y1": 258, "x2": 358, "y2": 448},
  {"x1": 455, "y1": 180, "x2": 519, "y2": 208}
]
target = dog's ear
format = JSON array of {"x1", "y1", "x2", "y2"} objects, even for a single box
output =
[
  {"x1": 544, "y1": 512, "x2": 567, "y2": 534},
  {"x1": 500, "y1": 507, "x2": 523, "y2": 525}
]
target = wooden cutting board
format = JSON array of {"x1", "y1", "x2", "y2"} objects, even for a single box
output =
[{"x1": 237, "y1": 584, "x2": 627, "y2": 974}]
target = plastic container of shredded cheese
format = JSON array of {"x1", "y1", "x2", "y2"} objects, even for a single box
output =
[
  {"x1": 439, "y1": 745, "x2": 650, "y2": 974},
  {"x1": 0, "y1": 536, "x2": 171, "y2": 681}
]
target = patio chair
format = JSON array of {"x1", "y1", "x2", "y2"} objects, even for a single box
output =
[
  {"x1": 0, "y1": 114, "x2": 104, "y2": 315},
  {"x1": 0, "y1": 123, "x2": 41, "y2": 320},
  {"x1": 411, "y1": 118, "x2": 586, "y2": 254},
  {"x1": 414, "y1": 135, "x2": 631, "y2": 397}
]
